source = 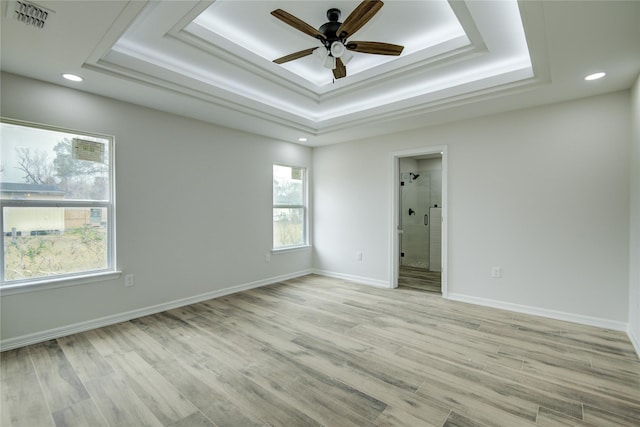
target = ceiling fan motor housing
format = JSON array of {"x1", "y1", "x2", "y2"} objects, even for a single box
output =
[
  {"x1": 326, "y1": 8, "x2": 341, "y2": 22},
  {"x1": 270, "y1": 1, "x2": 404, "y2": 79},
  {"x1": 319, "y1": 8, "x2": 345, "y2": 50}
]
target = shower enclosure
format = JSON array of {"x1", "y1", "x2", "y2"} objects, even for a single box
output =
[{"x1": 399, "y1": 158, "x2": 442, "y2": 271}]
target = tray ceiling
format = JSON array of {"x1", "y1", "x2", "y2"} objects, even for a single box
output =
[{"x1": 1, "y1": 1, "x2": 639, "y2": 146}]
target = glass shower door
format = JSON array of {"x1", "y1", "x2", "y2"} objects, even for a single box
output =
[{"x1": 400, "y1": 172, "x2": 430, "y2": 268}]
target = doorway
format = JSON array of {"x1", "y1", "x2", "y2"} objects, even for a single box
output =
[{"x1": 390, "y1": 147, "x2": 447, "y2": 296}]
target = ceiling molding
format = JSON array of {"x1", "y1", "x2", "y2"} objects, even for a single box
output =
[
  {"x1": 82, "y1": 0, "x2": 534, "y2": 132},
  {"x1": 173, "y1": 25, "x2": 479, "y2": 104},
  {"x1": 83, "y1": 58, "x2": 320, "y2": 133},
  {"x1": 517, "y1": 0, "x2": 551, "y2": 86},
  {"x1": 3, "y1": 0, "x2": 636, "y2": 146}
]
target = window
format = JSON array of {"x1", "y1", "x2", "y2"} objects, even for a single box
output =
[
  {"x1": 273, "y1": 164, "x2": 307, "y2": 249},
  {"x1": 1, "y1": 119, "x2": 115, "y2": 285}
]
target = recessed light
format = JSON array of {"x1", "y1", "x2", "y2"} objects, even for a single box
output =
[
  {"x1": 298, "y1": 137, "x2": 308, "y2": 142},
  {"x1": 62, "y1": 73, "x2": 83, "y2": 82},
  {"x1": 584, "y1": 72, "x2": 606, "y2": 81}
]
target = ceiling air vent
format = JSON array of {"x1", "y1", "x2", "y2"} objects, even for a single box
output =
[{"x1": 13, "y1": 1, "x2": 52, "y2": 29}]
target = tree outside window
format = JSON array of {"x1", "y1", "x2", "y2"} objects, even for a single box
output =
[{"x1": 1, "y1": 120, "x2": 115, "y2": 284}]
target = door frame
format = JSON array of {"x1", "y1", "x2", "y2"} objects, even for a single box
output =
[{"x1": 390, "y1": 146, "x2": 448, "y2": 297}]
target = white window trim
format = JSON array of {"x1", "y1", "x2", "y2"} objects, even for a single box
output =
[
  {"x1": 272, "y1": 163, "x2": 309, "y2": 250},
  {"x1": 0, "y1": 118, "x2": 117, "y2": 290},
  {"x1": 271, "y1": 245, "x2": 312, "y2": 254},
  {"x1": 0, "y1": 271, "x2": 122, "y2": 295}
]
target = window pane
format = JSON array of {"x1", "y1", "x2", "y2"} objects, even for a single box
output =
[
  {"x1": 273, "y1": 165, "x2": 304, "y2": 205},
  {"x1": 273, "y1": 208, "x2": 304, "y2": 248},
  {"x1": 0, "y1": 122, "x2": 110, "y2": 201},
  {"x1": 3, "y1": 207, "x2": 108, "y2": 281}
]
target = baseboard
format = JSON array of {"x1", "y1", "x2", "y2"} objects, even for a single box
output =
[
  {"x1": 628, "y1": 326, "x2": 640, "y2": 360},
  {"x1": 311, "y1": 269, "x2": 392, "y2": 288},
  {"x1": 6, "y1": 271, "x2": 633, "y2": 355},
  {"x1": 447, "y1": 293, "x2": 628, "y2": 332},
  {"x1": 0, "y1": 269, "x2": 312, "y2": 352}
]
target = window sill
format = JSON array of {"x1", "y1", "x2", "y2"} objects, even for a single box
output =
[
  {"x1": 0, "y1": 271, "x2": 122, "y2": 296},
  {"x1": 272, "y1": 245, "x2": 312, "y2": 254}
]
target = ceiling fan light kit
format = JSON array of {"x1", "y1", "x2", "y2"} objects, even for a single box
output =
[
  {"x1": 341, "y1": 50, "x2": 354, "y2": 66},
  {"x1": 313, "y1": 46, "x2": 326, "y2": 61},
  {"x1": 330, "y1": 41, "x2": 346, "y2": 58},
  {"x1": 271, "y1": 0, "x2": 404, "y2": 79},
  {"x1": 323, "y1": 55, "x2": 336, "y2": 70}
]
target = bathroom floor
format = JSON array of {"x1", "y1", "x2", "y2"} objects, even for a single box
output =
[{"x1": 398, "y1": 266, "x2": 441, "y2": 293}]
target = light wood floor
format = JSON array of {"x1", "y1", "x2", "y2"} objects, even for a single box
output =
[
  {"x1": 399, "y1": 266, "x2": 441, "y2": 293},
  {"x1": 2, "y1": 275, "x2": 639, "y2": 427}
]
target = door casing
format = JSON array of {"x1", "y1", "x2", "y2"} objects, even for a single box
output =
[{"x1": 390, "y1": 146, "x2": 448, "y2": 297}]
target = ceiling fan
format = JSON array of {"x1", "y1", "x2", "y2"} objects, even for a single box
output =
[{"x1": 271, "y1": 0, "x2": 404, "y2": 80}]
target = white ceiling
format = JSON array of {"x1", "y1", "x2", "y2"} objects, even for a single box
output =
[{"x1": 1, "y1": 1, "x2": 639, "y2": 147}]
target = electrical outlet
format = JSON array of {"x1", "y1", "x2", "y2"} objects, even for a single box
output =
[
  {"x1": 491, "y1": 266, "x2": 502, "y2": 278},
  {"x1": 125, "y1": 274, "x2": 134, "y2": 287},
  {"x1": 265, "y1": 252, "x2": 271, "y2": 262},
  {"x1": 356, "y1": 251, "x2": 363, "y2": 261}
]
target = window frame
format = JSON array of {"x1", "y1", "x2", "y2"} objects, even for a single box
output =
[
  {"x1": 0, "y1": 118, "x2": 117, "y2": 289},
  {"x1": 272, "y1": 163, "x2": 309, "y2": 251}
]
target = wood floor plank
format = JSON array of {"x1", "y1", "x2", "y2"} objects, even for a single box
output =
[
  {"x1": 535, "y1": 406, "x2": 586, "y2": 427},
  {"x1": 374, "y1": 405, "x2": 444, "y2": 427},
  {"x1": 129, "y1": 316, "x2": 251, "y2": 373},
  {"x1": 168, "y1": 411, "x2": 216, "y2": 427},
  {"x1": 521, "y1": 357, "x2": 640, "y2": 403},
  {"x1": 583, "y1": 404, "x2": 640, "y2": 426},
  {"x1": 442, "y1": 411, "x2": 489, "y2": 427},
  {"x1": 152, "y1": 357, "x2": 264, "y2": 427},
  {"x1": 103, "y1": 351, "x2": 198, "y2": 425},
  {"x1": 347, "y1": 324, "x2": 486, "y2": 371},
  {"x1": 177, "y1": 307, "x2": 389, "y2": 425},
  {"x1": 56, "y1": 334, "x2": 114, "y2": 381},
  {"x1": 354, "y1": 344, "x2": 537, "y2": 427},
  {"x1": 200, "y1": 297, "x2": 452, "y2": 424},
  {"x1": 483, "y1": 362, "x2": 640, "y2": 423},
  {"x1": 589, "y1": 348, "x2": 640, "y2": 371},
  {"x1": 1, "y1": 274, "x2": 638, "y2": 427},
  {"x1": 27, "y1": 340, "x2": 91, "y2": 413},
  {"x1": 243, "y1": 333, "x2": 452, "y2": 423},
  {"x1": 240, "y1": 349, "x2": 383, "y2": 426},
  {"x1": 1, "y1": 347, "x2": 33, "y2": 380},
  {"x1": 1, "y1": 348, "x2": 54, "y2": 427},
  {"x1": 95, "y1": 321, "x2": 177, "y2": 369},
  {"x1": 408, "y1": 347, "x2": 584, "y2": 420},
  {"x1": 185, "y1": 313, "x2": 451, "y2": 426},
  {"x1": 515, "y1": 324, "x2": 638, "y2": 360},
  {"x1": 132, "y1": 314, "x2": 322, "y2": 426},
  {"x1": 83, "y1": 325, "x2": 134, "y2": 357},
  {"x1": 398, "y1": 266, "x2": 441, "y2": 293},
  {"x1": 193, "y1": 354, "x2": 323, "y2": 427},
  {"x1": 208, "y1": 295, "x2": 436, "y2": 398},
  {"x1": 50, "y1": 398, "x2": 108, "y2": 427},
  {"x1": 82, "y1": 373, "x2": 164, "y2": 427}
]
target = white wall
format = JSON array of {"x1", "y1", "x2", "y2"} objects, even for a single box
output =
[
  {"x1": 629, "y1": 74, "x2": 640, "y2": 354},
  {"x1": 0, "y1": 72, "x2": 312, "y2": 345},
  {"x1": 314, "y1": 91, "x2": 631, "y2": 327},
  {"x1": 313, "y1": 139, "x2": 393, "y2": 286},
  {"x1": 418, "y1": 159, "x2": 443, "y2": 209},
  {"x1": 399, "y1": 157, "x2": 418, "y2": 173},
  {"x1": 1, "y1": 71, "x2": 635, "y2": 349}
]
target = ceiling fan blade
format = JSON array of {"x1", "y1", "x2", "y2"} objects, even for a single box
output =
[
  {"x1": 333, "y1": 57, "x2": 347, "y2": 79},
  {"x1": 337, "y1": 0, "x2": 384, "y2": 39},
  {"x1": 346, "y1": 41, "x2": 404, "y2": 56},
  {"x1": 271, "y1": 9, "x2": 324, "y2": 40},
  {"x1": 273, "y1": 48, "x2": 318, "y2": 64}
]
